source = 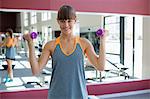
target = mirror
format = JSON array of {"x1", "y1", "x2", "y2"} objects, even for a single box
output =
[{"x1": 0, "y1": 10, "x2": 144, "y2": 91}]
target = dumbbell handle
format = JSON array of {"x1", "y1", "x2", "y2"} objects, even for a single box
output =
[
  {"x1": 96, "y1": 28, "x2": 105, "y2": 37},
  {"x1": 22, "y1": 32, "x2": 38, "y2": 40},
  {"x1": 30, "y1": 32, "x2": 38, "y2": 39}
]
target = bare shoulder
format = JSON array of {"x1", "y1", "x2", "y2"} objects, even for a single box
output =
[
  {"x1": 79, "y1": 37, "x2": 92, "y2": 47},
  {"x1": 43, "y1": 39, "x2": 57, "y2": 55},
  {"x1": 44, "y1": 39, "x2": 56, "y2": 49},
  {"x1": 79, "y1": 37, "x2": 92, "y2": 51}
]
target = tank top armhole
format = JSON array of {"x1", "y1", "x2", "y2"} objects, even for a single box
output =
[{"x1": 76, "y1": 36, "x2": 85, "y2": 55}]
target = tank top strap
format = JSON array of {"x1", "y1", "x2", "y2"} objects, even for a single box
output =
[
  {"x1": 55, "y1": 36, "x2": 78, "y2": 45},
  {"x1": 75, "y1": 36, "x2": 80, "y2": 44},
  {"x1": 55, "y1": 37, "x2": 60, "y2": 46},
  {"x1": 75, "y1": 36, "x2": 84, "y2": 54},
  {"x1": 55, "y1": 36, "x2": 83, "y2": 49},
  {"x1": 76, "y1": 36, "x2": 83, "y2": 46}
]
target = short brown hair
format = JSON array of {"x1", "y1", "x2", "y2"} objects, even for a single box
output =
[
  {"x1": 6, "y1": 28, "x2": 13, "y2": 38},
  {"x1": 57, "y1": 5, "x2": 76, "y2": 20}
]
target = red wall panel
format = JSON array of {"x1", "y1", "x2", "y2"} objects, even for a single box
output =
[
  {"x1": 1, "y1": 0, "x2": 51, "y2": 10},
  {"x1": 87, "y1": 79, "x2": 150, "y2": 95},
  {"x1": 0, "y1": 79, "x2": 150, "y2": 99},
  {"x1": 0, "y1": 0, "x2": 150, "y2": 15},
  {"x1": 0, "y1": 0, "x2": 2, "y2": 7},
  {"x1": 1, "y1": 89, "x2": 48, "y2": 99},
  {"x1": 50, "y1": 0, "x2": 149, "y2": 15},
  {"x1": 149, "y1": 0, "x2": 150, "y2": 14}
]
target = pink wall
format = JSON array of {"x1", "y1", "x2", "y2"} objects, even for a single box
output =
[
  {"x1": 149, "y1": 0, "x2": 150, "y2": 14},
  {"x1": 87, "y1": 79, "x2": 150, "y2": 95},
  {"x1": 0, "y1": 0, "x2": 150, "y2": 15},
  {"x1": 1, "y1": 90, "x2": 48, "y2": 99},
  {"x1": 1, "y1": 0, "x2": 51, "y2": 10},
  {"x1": 1, "y1": 79, "x2": 150, "y2": 99},
  {"x1": 50, "y1": 0, "x2": 149, "y2": 15},
  {"x1": 0, "y1": 0, "x2": 2, "y2": 7}
]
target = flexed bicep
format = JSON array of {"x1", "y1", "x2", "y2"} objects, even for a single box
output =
[{"x1": 82, "y1": 38, "x2": 99, "y2": 68}]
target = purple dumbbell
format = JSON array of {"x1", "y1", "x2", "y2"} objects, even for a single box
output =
[
  {"x1": 96, "y1": 28, "x2": 105, "y2": 37},
  {"x1": 30, "y1": 32, "x2": 38, "y2": 39}
]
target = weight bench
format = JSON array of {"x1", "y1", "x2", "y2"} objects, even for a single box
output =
[{"x1": 101, "y1": 59, "x2": 130, "y2": 80}]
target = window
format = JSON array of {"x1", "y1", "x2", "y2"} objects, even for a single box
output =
[
  {"x1": 42, "y1": 26, "x2": 52, "y2": 45},
  {"x1": 134, "y1": 16, "x2": 143, "y2": 78},
  {"x1": 124, "y1": 16, "x2": 134, "y2": 76},
  {"x1": 41, "y1": 12, "x2": 51, "y2": 21},
  {"x1": 31, "y1": 12, "x2": 37, "y2": 24},
  {"x1": 24, "y1": 12, "x2": 28, "y2": 26},
  {"x1": 104, "y1": 16, "x2": 120, "y2": 63},
  {"x1": 104, "y1": 15, "x2": 143, "y2": 78}
]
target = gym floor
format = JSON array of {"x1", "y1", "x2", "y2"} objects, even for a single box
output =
[
  {"x1": 0, "y1": 52, "x2": 137, "y2": 91},
  {"x1": 1, "y1": 53, "x2": 149, "y2": 99},
  {"x1": 98, "y1": 91, "x2": 150, "y2": 99}
]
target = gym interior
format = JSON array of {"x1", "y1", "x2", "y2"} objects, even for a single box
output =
[{"x1": 0, "y1": 0, "x2": 150, "y2": 99}]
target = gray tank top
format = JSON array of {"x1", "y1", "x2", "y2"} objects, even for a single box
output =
[{"x1": 48, "y1": 36, "x2": 88, "y2": 99}]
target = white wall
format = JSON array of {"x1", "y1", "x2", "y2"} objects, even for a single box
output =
[
  {"x1": 77, "y1": 14, "x2": 102, "y2": 32},
  {"x1": 142, "y1": 16, "x2": 150, "y2": 79},
  {"x1": 50, "y1": 12, "x2": 59, "y2": 31},
  {"x1": 50, "y1": 12, "x2": 102, "y2": 32}
]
